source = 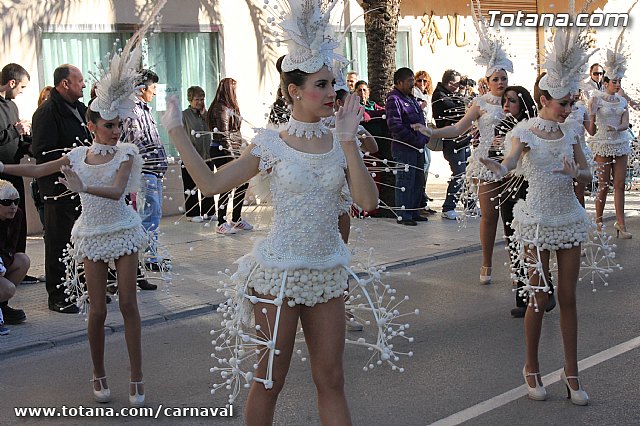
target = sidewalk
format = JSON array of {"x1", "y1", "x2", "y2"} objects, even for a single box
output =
[{"x1": 1, "y1": 183, "x2": 639, "y2": 358}]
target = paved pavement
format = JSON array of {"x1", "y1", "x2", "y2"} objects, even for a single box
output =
[{"x1": 1, "y1": 183, "x2": 639, "y2": 359}]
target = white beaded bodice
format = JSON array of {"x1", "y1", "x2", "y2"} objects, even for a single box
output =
[
  {"x1": 250, "y1": 129, "x2": 350, "y2": 269},
  {"x1": 66, "y1": 143, "x2": 143, "y2": 236},
  {"x1": 512, "y1": 119, "x2": 584, "y2": 226},
  {"x1": 468, "y1": 93, "x2": 505, "y2": 179},
  {"x1": 591, "y1": 93, "x2": 628, "y2": 142},
  {"x1": 475, "y1": 93, "x2": 505, "y2": 151}
]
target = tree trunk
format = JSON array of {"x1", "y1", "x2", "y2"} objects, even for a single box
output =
[
  {"x1": 360, "y1": 0, "x2": 401, "y2": 106},
  {"x1": 358, "y1": 0, "x2": 402, "y2": 218}
]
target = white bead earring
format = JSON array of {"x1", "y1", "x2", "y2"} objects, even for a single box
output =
[{"x1": 296, "y1": 95, "x2": 301, "y2": 100}]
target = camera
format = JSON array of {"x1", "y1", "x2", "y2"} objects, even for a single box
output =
[{"x1": 459, "y1": 77, "x2": 476, "y2": 87}]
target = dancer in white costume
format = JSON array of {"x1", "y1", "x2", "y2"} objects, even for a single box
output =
[
  {"x1": 480, "y1": 10, "x2": 596, "y2": 404},
  {"x1": 566, "y1": 89, "x2": 594, "y2": 206},
  {"x1": 164, "y1": 1, "x2": 414, "y2": 424},
  {"x1": 587, "y1": 18, "x2": 635, "y2": 238},
  {"x1": 412, "y1": 0, "x2": 513, "y2": 285},
  {"x1": 0, "y1": 4, "x2": 168, "y2": 406}
]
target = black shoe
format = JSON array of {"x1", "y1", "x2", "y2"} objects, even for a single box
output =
[
  {"x1": 48, "y1": 301, "x2": 80, "y2": 314},
  {"x1": 545, "y1": 292, "x2": 556, "y2": 312},
  {"x1": 21, "y1": 274, "x2": 39, "y2": 285},
  {"x1": 397, "y1": 219, "x2": 417, "y2": 226},
  {"x1": 137, "y1": 279, "x2": 157, "y2": 290},
  {"x1": 424, "y1": 208, "x2": 437, "y2": 215},
  {"x1": 413, "y1": 216, "x2": 429, "y2": 222},
  {"x1": 510, "y1": 306, "x2": 527, "y2": 318},
  {"x1": 0, "y1": 302, "x2": 26, "y2": 324}
]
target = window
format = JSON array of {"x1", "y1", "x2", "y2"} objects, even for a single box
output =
[
  {"x1": 39, "y1": 29, "x2": 221, "y2": 156},
  {"x1": 342, "y1": 30, "x2": 410, "y2": 82}
]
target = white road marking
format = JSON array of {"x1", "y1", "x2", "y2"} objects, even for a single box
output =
[{"x1": 430, "y1": 336, "x2": 640, "y2": 426}]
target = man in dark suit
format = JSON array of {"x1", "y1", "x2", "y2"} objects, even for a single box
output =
[{"x1": 31, "y1": 64, "x2": 91, "y2": 313}]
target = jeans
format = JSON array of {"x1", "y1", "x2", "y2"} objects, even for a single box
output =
[
  {"x1": 442, "y1": 142, "x2": 470, "y2": 212},
  {"x1": 392, "y1": 148, "x2": 425, "y2": 221},
  {"x1": 139, "y1": 173, "x2": 163, "y2": 262}
]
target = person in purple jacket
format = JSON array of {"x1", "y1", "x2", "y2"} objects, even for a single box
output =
[{"x1": 385, "y1": 67, "x2": 428, "y2": 226}]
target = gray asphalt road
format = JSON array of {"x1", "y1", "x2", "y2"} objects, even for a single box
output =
[{"x1": 2, "y1": 236, "x2": 639, "y2": 426}]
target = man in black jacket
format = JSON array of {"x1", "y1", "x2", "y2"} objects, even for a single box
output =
[
  {"x1": 31, "y1": 64, "x2": 91, "y2": 313},
  {"x1": 431, "y1": 69, "x2": 472, "y2": 220}
]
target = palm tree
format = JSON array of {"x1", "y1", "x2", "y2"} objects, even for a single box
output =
[
  {"x1": 357, "y1": 0, "x2": 402, "y2": 218},
  {"x1": 358, "y1": 0, "x2": 401, "y2": 106}
]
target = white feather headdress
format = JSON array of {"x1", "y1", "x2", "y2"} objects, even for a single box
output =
[
  {"x1": 268, "y1": 0, "x2": 348, "y2": 74},
  {"x1": 603, "y1": 0, "x2": 637, "y2": 80},
  {"x1": 539, "y1": 0, "x2": 597, "y2": 99},
  {"x1": 89, "y1": 0, "x2": 167, "y2": 120},
  {"x1": 470, "y1": 0, "x2": 514, "y2": 77}
]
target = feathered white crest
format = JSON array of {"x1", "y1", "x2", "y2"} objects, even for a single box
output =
[
  {"x1": 89, "y1": 0, "x2": 167, "y2": 120},
  {"x1": 604, "y1": 0, "x2": 637, "y2": 80},
  {"x1": 266, "y1": 0, "x2": 348, "y2": 73},
  {"x1": 539, "y1": 0, "x2": 597, "y2": 99},
  {"x1": 470, "y1": 0, "x2": 513, "y2": 77}
]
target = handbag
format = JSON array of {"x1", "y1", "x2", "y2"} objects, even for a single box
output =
[{"x1": 426, "y1": 136, "x2": 443, "y2": 151}]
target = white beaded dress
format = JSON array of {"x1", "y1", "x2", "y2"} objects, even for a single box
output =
[
  {"x1": 589, "y1": 92, "x2": 631, "y2": 157},
  {"x1": 509, "y1": 119, "x2": 591, "y2": 251},
  {"x1": 466, "y1": 93, "x2": 505, "y2": 181},
  {"x1": 210, "y1": 129, "x2": 413, "y2": 402},
  {"x1": 66, "y1": 143, "x2": 146, "y2": 262}
]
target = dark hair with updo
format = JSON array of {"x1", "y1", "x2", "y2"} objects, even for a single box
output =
[
  {"x1": 501, "y1": 86, "x2": 537, "y2": 122},
  {"x1": 533, "y1": 72, "x2": 553, "y2": 110},
  {"x1": 276, "y1": 55, "x2": 310, "y2": 104}
]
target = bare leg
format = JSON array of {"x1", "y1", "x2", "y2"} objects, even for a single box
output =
[
  {"x1": 114, "y1": 254, "x2": 143, "y2": 393},
  {"x1": 594, "y1": 156, "x2": 612, "y2": 225},
  {"x1": 524, "y1": 248, "x2": 550, "y2": 387},
  {"x1": 556, "y1": 246, "x2": 581, "y2": 390},
  {"x1": 574, "y1": 182, "x2": 585, "y2": 207},
  {"x1": 478, "y1": 180, "x2": 501, "y2": 269},
  {"x1": 611, "y1": 155, "x2": 628, "y2": 227},
  {"x1": 83, "y1": 259, "x2": 109, "y2": 389},
  {"x1": 301, "y1": 297, "x2": 352, "y2": 426},
  {"x1": 245, "y1": 294, "x2": 300, "y2": 426}
]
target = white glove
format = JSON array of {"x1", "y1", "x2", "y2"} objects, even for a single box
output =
[
  {"x1": 161, "y1": 95, "x2": 184, "y2": 132},
  {"x1": 334, "y1": 93, "x2": 364, "y2": 141},
  {"x1": 58, "y1": 165, "x2": 87, "y2": 193},
  {"x1": 0, "y1": 258, "x2": 6, "y2": 276}
]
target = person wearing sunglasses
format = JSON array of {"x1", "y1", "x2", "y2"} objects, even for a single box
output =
[
  {"x1": 0, "y1": 179, "x2": 30, "y2": 335},
  {"x1": 580, "y1": 63, "x2": 605, "y2": 100}
]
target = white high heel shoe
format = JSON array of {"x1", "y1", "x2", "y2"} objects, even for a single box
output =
[
  {"x1": 522, "y1": 367, "x2": 547, "y2": 401},
  {"x1": 92, "y1": 376, "x2": 111, "y2": 403},
  {"x1": 561, "y1": 370, "x2": 589, "y2": 405},
  {"x1": 479, "y1": 266, "x2": 492, "y2": 285},
  {"x1": 129, "y1": 381, "x2": 145, "y2": 407}
]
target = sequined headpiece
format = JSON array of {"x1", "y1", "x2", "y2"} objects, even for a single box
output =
[
  {"x1": 538, "y1": 0, "x2": 597, "y2": 99},
  {"x1": 470, "y1": 0, "x2": 514, "y2": 77},
  {"x1": 89, "y1": 0, "x2": 167, "y2": 120},
  {"x1": 603, "y1": 0, "x2": 637, "y2": 80},
  {"x1": 268, "y1": 0, "x2": 348, "y2": 74}
]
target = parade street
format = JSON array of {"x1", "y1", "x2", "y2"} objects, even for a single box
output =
[{"x1": 1, "y1": 187, "x2": 639, "y2": 425}]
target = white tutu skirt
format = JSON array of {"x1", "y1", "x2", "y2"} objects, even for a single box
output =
[{"x1": 71, "y1": 225, "x2": 147, "y2": 263}]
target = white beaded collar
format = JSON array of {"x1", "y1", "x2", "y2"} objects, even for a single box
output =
[
  {"x1": 89, "y1": 142, "x2": 118, "y2": 156},
  {"x1": 484, "y1": 93, "x2": 502, "y2": 105},
  {"x1": 284, "y1": 117, "x2": 330, "y2": 140},
  {"x1": 530, "y1": 117, "x2": 560, "y2": 132}
]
